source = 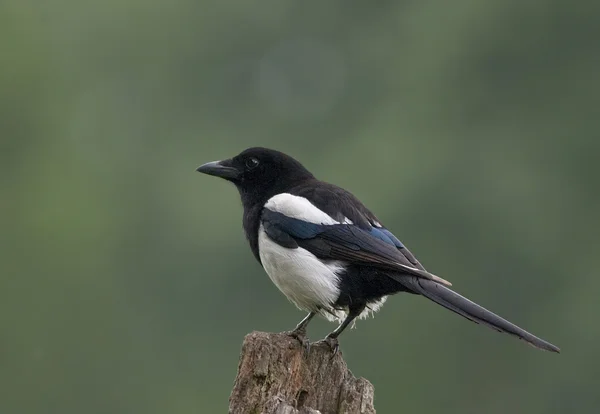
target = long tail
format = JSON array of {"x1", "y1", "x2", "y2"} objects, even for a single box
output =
[{"x1": 397, "y1": 276, "x2": 560, "y2": 353}]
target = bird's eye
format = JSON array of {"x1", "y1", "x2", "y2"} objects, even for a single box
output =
[{"x1": 245, "y1": 157, "x2": 260, "y2": 169}]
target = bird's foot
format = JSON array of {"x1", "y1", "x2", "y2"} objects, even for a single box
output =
[
  {"x1": 286, "y1": 328, "x2": 311, "y2": 355},
  {"x1": 317, "y1": 335, "x2": 340, "y2": 358}
]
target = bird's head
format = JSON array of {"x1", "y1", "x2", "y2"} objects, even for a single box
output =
[{"x1": 197, "y1": 147, "x2": 314, "y2": 204}]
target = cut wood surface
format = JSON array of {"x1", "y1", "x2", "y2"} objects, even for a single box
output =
[{"x1": 229, "y1": 331, "x2": 375, "y2": 414}]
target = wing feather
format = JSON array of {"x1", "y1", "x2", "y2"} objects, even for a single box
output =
[{"x1": 262, "y1": 209, "x2": 451, "y2": 286}]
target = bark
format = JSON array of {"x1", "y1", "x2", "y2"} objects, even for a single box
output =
[{"x1": 229, "y1": 331, "x2": 376, "y2": 414}]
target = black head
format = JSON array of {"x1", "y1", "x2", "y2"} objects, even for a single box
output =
[{"x1": 197, "y1": 147, "x2": 314, "y2": 206}]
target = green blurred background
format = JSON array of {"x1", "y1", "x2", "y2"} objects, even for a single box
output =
[{"x1": 2, "y1": 1, "x2": 599, "y2": 413}]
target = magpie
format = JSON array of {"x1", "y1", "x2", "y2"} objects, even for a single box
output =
[{"x1": 196, "y1": 147, "x2": 560, "y2": 354}]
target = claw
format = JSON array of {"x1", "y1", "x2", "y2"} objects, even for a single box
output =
[
  {"x1": 318, "y1": 335, "x2": 340, "y2": 359},
  {"x1": 286, "y1": 329, "x2": 311, "y2": 355}
]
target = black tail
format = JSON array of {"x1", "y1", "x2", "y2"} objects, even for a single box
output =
[{"x1": 397, "y1": 277, "x2": 560, "y2": 353}]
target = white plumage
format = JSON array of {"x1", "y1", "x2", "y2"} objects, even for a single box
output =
[
  {"x1": 261, "y1": 193, "x2": 344, "y2": 320},
  {"x1": 264, "y1": 193, "x2": 339, "y2": 225},
  {"x1": 258, "y1": 224, "x2": 344, "y2": 318}
]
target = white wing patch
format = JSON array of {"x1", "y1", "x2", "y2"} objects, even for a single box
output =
[
  {"x1": 264, "y1": 193, "x2": 338, "y2": 225},
  {"x1": 258, "y1": 224, "x2": 343, "y2": 313}
]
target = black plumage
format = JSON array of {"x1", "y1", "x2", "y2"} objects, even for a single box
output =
[{"x1": 196, "y1": 147, "x2": 560, "y2": 353}]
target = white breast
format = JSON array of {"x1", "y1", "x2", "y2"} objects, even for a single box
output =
[{"x1": 258, "y1": 224, "x2": 343, "y2": 315}]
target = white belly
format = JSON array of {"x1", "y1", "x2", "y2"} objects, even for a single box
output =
[{"x1": 258, "y1": 225, "x2": 343, "y2": 314}]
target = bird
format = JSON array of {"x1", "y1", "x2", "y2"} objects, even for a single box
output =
[{"x1": 196, "y1": 147, "x2": 560, "y2": 354}]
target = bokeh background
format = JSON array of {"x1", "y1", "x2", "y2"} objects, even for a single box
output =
[{"x1": 2, "y1": 1, "x2": 599, "y2": 413}]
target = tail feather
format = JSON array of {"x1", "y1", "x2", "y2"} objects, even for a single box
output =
[{"x1": 397, "y1": 276, "x2": 560, "y2": 353}]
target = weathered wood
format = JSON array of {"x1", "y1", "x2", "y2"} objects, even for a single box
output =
[{"x1": 229, "y1": 331, "x2": 376, "y2": 414}]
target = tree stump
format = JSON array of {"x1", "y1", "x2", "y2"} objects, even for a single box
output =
[{"x1": 229, "y1": 331, "x2": 376, "y2": 414}]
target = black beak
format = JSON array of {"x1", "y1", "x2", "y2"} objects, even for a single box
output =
[{"x1": 196, "y1": 159, "x2": 240, "y2": 180}]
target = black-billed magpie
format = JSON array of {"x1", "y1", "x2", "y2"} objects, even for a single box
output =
[{"x1": 197, "y1": 147, "x2": 560, "y2": 354}]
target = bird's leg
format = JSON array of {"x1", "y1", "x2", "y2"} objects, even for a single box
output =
[
  {"x1": 293, "y1": 311, "x2": 316, "y2": 334},
  {"x1": 286, "y1": 312, "x2": 316, "y2": 354},
  {"x1": 319, "y1": 304, "x2": 365, "y2": 357}
]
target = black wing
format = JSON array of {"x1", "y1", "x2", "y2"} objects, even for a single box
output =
[
  {"x1": 289, "y1": 181, "x2": 427, "y2": 270},
  {"x1": 262, "y1": 208, "x2": 451, "y2": 286}
]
